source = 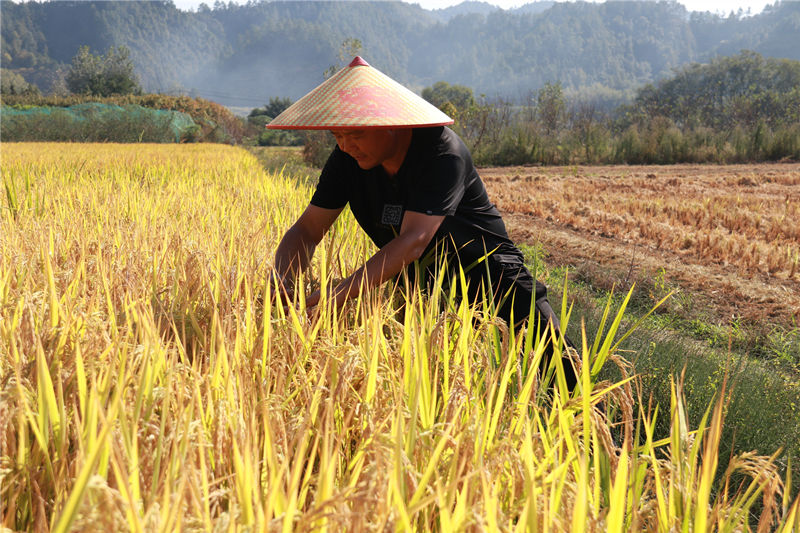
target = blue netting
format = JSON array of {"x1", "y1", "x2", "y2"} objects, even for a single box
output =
[{"x1": 1, "y1": 103, "x2": 199, "y2": 142}]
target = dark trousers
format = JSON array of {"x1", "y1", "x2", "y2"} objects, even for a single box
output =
[
  {"x1": 404, "y1": 254, "x2": 578, "y2": 391},
  {"x1": 459, "y1": 254, "x2": 578, "y2": 391}
]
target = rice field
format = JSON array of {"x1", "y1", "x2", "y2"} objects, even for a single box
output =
[
  {"x1": 482, "y1": 164, "x2": 800, "y2": 343},
  {"x1": 1, "y1": 143, "x2": 799, "y2": 531},
  {"x1": 487, "y1": 164, "x2": 800, "y2": 279}
]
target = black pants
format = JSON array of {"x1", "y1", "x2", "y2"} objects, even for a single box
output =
[
  {"x1": 405, "y1": 255, "x2": 578, "y2": 391},
  {"x1": 460, "y1": 254, "x2": 578, "y2": 391}
]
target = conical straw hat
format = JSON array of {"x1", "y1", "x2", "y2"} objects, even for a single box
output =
[{"x1": 267, "y1": 57, "x2": 453, "y2": 130}]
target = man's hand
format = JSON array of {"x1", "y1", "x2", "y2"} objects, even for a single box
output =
[
  {"x1": 306, "y1": 289, "x2": 320, "y2": 308},
  {"x1": 304, "y1": 280, "x2": 344, "y2": 314},
  {"x1": 269, "y1": 269, "x2": 293, "y2": 301},
  {"x1": 274, "y1": 205, "x2": 444, "y2": 315},
  {"x1": 273, "y1": 203, "x2": 342, "y2": 303},
  {"x1": 315, "y1": 210, "x2": 446, "y2": 309}
]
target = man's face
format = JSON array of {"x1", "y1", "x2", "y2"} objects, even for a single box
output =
[{"x1": 331, "y1": 129, "x2": 397, "y2": 170}]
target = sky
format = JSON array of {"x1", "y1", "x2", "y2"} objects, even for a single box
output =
[{"x1": 172, "y1": 0, "x2": 775, "y2": 17}]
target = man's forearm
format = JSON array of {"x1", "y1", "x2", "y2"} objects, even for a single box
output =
[
  {"x1": 327, "y1": 230, "x2": 427, "y2": 307},
  {"x1": 274, "y1": 224, "x2": 317, "y2": 294}
]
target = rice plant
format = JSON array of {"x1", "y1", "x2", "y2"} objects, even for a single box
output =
[{"x1": 1, "y1": 143, "x2": 798, "y2": 531}]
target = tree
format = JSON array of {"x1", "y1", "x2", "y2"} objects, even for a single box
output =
[
  {"x1": 249, "y1": 96, "x2": 294, "y2": 119},
  {"x1": 324, "y1": 38, "x2": 363, "y2": 79},
  {"x1": 66, "y1": 45, "x2": 142, "y2": 96},
  {"x1": 0, "y1": 69, "x2": 40, "y2": 95},
  {"x1": 422, "y1": 81, "x2": 475, "y2": 113},
  {"x1": 537, "y1": 81, "x2": 565, "y2": 135},
  {"x1": 629, "y1": 51, "x2": 800, "y2": 130},
  {"x1": 248, "y1": 96, "x2": 300, "y2": 146}
]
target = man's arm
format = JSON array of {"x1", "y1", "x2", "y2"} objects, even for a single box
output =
[
  {"x1": 274, "y1": 204, "x2": 342, "y2": 298},
  {"x1": 310, "y1": 210, "x2": 445, "y2": 308}
]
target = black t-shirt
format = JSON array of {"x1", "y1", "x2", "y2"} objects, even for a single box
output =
[{"x1": 310, "y1": 126, "x2": 523, "y2": 278}]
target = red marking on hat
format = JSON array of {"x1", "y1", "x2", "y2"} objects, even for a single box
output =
[
  {"x1": 337, "y1": 86, "x2": 398, "y2": 118},
  {"x1": 348, "y1": 56, "x2": 370, "y2": 67}
]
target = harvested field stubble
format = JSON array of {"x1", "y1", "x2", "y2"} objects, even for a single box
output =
[{"x1": 484, "y1": 164, "x2": 800, "y2": 333}]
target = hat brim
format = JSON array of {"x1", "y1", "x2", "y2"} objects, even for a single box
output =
[{"x1": 267, "y1": 121, "x2": 455, "y2": 131}]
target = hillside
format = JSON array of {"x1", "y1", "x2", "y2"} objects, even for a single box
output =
[{"x1": 1, "y1": 0, "x2": 799, "y2": 106}]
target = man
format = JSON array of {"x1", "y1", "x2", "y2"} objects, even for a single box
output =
[{"x1": 269, "y1": 57, "x2": 576, "y2": 388}]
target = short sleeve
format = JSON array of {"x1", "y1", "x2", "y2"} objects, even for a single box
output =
[
  {"x1": 310, "y1": 148, "x2": 349, "y2": 210},
  {"x1": 405, "y1": 154, "x2": 466, "y2": 217}
]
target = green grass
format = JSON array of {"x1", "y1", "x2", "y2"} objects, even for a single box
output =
[
  {"x1": 519, "y1": 242, "x2": 800, "y2": 503},
  {"x1": 567, "y1": 260, "x2": 800, "y2": 373}
]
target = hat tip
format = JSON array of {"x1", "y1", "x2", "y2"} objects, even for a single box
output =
[{"x1": 348, "y1": 56, "x2": 370, "y2": 67}]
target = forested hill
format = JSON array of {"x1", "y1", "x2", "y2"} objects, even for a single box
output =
[{"x1": 2, "y1": 0, "x2": 799, "y2": 107}]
